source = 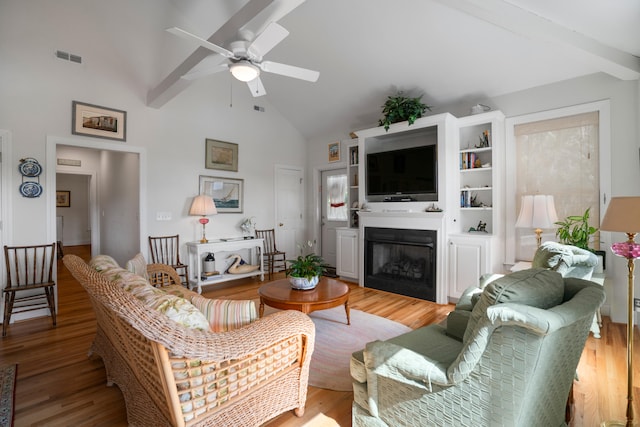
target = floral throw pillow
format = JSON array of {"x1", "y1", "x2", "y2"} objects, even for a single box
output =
[
  {"x1": 125, "y1": 252, "x2": 149, "y2": 280},
  {"x1": 142, "y1": 292, "x2": 211, "y2": 331}
]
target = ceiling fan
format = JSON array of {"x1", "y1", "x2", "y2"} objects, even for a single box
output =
[{"x1": 167, "y1": 22, "x2": 319, "y2": 97}]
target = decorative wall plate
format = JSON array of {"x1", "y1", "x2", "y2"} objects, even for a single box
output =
[
  {"x1": 19, "y1": 181, "x2": 43, "y2": 198},
  {"x1": 18, "y1": 158, "x2": 42, "y2": 177}
]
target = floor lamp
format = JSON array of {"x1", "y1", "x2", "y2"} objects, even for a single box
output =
[
  {"x1": 515, "y1": 194, "x2": 559, "y2": 247},
  {"x1": 600, "y1": 196, "x2": 640, "y2": 427}
]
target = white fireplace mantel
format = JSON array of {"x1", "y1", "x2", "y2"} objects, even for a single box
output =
[{"x1": 358, "y1": 210, "x2": 448, "y2": 304}]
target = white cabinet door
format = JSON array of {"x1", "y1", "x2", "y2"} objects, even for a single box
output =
[
  {"x1": 448, "y1": 235, "x2": 490, "y2": 299},
  {"x1": 336, "y1": 228, "x2": 358, "y2": 280}
]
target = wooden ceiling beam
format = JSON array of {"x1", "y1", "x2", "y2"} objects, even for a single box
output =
[
  {"x1": 435, "y1": 0, "x2": 640, "y2": 80},
  {"x1": 147, "y1": 0, "x2": 276, "y2": 108}
]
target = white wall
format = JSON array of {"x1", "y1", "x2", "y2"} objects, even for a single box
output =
[
  {"x1": 0, "y1": 0, "x2": 308, "y2": 260},
  {"x1": 56, "y1": 174, "x2": 90, "y2": 246},
  {"x1": 100, "y1": 151, "x2": 140, "y2": 265}
]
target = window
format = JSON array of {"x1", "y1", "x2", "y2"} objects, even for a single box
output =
[
  {"x1": 505, "y1": 101, "x2": 610, "y2": 264},
  {"x1": 326, "y1": 174, "x2": 348, "y2": 221}
]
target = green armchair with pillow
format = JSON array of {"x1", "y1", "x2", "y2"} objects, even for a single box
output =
[
  {"x1": 351, "y1": 269, "x2": 605, "y2": 427},
  {"x1": 531, "y1": 241, "x2": 599, "y2": 280}
]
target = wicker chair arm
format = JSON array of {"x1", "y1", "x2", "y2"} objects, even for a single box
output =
[
  {"x1": 121, "y1": 294, "x2": 315, "y2": 361},
  {"x1": 174, "y1": 310, "x2": 314, "y2": 360},
  {"x1": 147, "y1": 263, "x2": 182, "y2": 287}
]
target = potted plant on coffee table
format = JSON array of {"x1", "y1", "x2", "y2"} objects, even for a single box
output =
[{"x1": 287, "y1": 241, "x2": 327, "y2": 290}]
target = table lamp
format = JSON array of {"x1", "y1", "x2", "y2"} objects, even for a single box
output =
[
  {"x1": 600, "y1": 196, "x2": 640, "y2": 427},
  {"x1": 515, "y1": 194, "x2": 559, "y2": 247},
  {"x1": 189, "y1": 195, "x2": 217, "y2": 243}
]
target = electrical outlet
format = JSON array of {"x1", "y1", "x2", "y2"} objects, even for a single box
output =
[
  {"x1": 634, "y1": 298, "x2": 640, "y2": 312},
  {"x1": 156, "y1": 211, "x2": 172, "y2": 221}
]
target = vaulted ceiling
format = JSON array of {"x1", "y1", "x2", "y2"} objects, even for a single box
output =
[{"x1": 150, "y1": 0, "x2": 640, "y2": 141}]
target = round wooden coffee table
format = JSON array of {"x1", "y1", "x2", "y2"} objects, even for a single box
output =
[{"x1": 258, "y1": 277, "x2": 351, "y2": 325}]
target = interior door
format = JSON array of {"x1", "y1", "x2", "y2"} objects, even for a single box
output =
[
  {"x1": 321, "y1": 168, "x2": 348, "y2": 268},
  {"x1": 275, "y1": 165, "x2": 304, "y2": 261}
]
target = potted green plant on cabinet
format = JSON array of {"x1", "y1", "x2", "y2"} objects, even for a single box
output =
[{"x1": 379, "y1": 92, "x2": 431, "y2": 131}]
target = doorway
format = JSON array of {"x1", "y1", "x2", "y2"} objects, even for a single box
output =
[
  {"x1": 56, "y1": 173, "x2": 93, "y2": 256},
  {"x1": 46, "y1": 136, "x2": 147, "y2": 265},
  {"x1": 319, "y1": 167, "x2": 348, "y2": 269},
  {"x1": 274, "y1": 165, "x2": 304, "y2": 261}
]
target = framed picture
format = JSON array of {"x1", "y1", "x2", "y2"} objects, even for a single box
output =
[
  {"x1": 56, "y1": 191, "x2": 70, "y2": 207},
  {"x1": 205, "y1": 139, "x2": 238, "y2": 172},
  {"x1": 72, "y1": 101, "x2": 127, "y2": 141},
  {"x1": 328, "y1": 141, "x2": 340, "y2": 162},
  {"x1": 199, "y1": 175, "x2": 244, "y2": 213}
]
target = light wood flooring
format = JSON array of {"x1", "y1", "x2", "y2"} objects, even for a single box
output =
[{"x1": 0, "y1": 244, "x2": 637, "y2": 426}]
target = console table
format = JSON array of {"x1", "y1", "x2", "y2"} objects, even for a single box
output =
[{"x1": 186, "y1": 238, "x2": 264, "y2": 294}]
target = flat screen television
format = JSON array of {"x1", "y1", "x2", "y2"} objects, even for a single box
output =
[{"x1": 366, "y1": 145, "x2": 437, "y2": 202}]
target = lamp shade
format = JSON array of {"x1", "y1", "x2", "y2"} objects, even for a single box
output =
[
  {"x1": 515, "y1": 195, "x2": 558, "y2": 229},
  {"x1": 600, "y1": 196, "x2": 640, "y2": 232},
  {"x1": 230, "y1": 61, "x2": 260, "y2": 82},
  {"x1": 189, "y1": 195, "x2": 217, "y2": 216}
]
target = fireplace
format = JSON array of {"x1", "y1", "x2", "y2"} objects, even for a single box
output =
[{"x1": 364, "y1": 227, "x2": 436, "y2": 302}]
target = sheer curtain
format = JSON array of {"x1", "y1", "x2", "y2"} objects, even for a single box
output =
[
  {"x1": 327, "y1": 174, "x2": 348, "y2": 221},
  {"x1": 514, "y1": 111, "x2": 600, "y2": 260}
]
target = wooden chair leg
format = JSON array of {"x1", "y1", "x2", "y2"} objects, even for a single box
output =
[
  {"x1": 268, "y1": 255, "x2": 273, "y2": 280},
  {"x1": 565, "y1": 383, "x2": 574, "y2": 423},
  {"x1": 45, "y1": 286, "x2": 57, "y2": 326},
  {"x1": 3, "y1": 292, "x2": 15, "y2": 337}
]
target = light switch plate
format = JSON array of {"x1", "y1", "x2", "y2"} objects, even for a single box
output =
[{"x1": 156, "y1": 211, "x2": 172, "y2": 221}]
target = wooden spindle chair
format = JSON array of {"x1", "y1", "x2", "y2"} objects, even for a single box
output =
[
  {"x1": 148, "y1": 235, "x2": 189, "y2": 287},
  {"x1": 3, "y1": 243, "x2": 57, "y2": 337},
  {"x1": 255, "y1": 229, "x2": 286, "y2": 280}
]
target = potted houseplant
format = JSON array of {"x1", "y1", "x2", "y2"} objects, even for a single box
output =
[
  {"x1": 555, "y1": 207, "x2": 598, "y2": 250},
  {"x1": 379, "y1": 92, "x2": 431, "y2": 131},
  {"x1": 287, "y1": 241, "x2": 327, "y2": 290}
]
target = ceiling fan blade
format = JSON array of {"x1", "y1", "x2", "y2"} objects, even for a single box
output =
[
  {"x1": 182, "y1": 62, "x2": 229, "y2": 81},
  {"x1": 241, "y1": 0, "x2": 305, "y2": 43},
  {"x1": 167, "y1": 27, "x2": 235, "y2": 58},
  {"x1": 247, "y1": 77, "x2": 267, "y2": 97},
  {"x1": 248, "y1": 22, "x2": 289, "y2": 58},
  {"x1": 260, "y1": 61, "x2": 320, "y2": 82}
]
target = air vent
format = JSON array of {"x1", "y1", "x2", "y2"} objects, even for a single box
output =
[
  {"x1": 55, "y1": 50, "x2": 82, "y2": 64},
  {"x1": 55, "y1": 50, "x2": 69, "y2": 60}
]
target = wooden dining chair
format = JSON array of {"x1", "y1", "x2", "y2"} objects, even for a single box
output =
[
  {"x1": 148, "y1": 235, "x2": 189, "y2": 287},
  {"x1": 255, "y1": 229, "x2": 286, "y2": 280},
  {"x1": 3, "y1": 243, "x2": 57, "y2": 337}
]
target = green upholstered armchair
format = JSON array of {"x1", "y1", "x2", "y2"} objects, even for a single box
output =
[
  {"x1": 532, "y1": 241, "x2": 599, "y2": 280},
  {"x1": 351, "y1": 269, "x2": 605, "y2": 427}
]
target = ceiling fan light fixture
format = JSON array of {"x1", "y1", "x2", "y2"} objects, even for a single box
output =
[{"x1": 230, "y1": 61, "x2": 260, "y2": 82}]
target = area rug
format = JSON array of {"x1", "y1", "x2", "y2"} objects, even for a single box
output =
[
  {"x1": 262, "y1": 303, "x2": 411, "y2": 392},
  {"x1": 308, "y1": 307, "x2": 410, "y2": 391},
  {"x1": 0, "y1": 364, "x2": 17, "y2": 427}
]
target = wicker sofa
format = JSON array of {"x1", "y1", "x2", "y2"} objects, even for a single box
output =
[
  {"x1": 351, "y1": 268, "x2": 605, "y2": 427},
  {"x1": 63, "y1": 254, "x2": 315, "y2": 427}
]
